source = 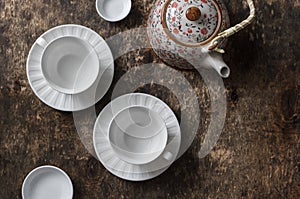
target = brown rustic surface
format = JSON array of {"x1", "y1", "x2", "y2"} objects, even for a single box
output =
[{"x1": 0, "y1": 0, "x2": 299, "y2": 198}]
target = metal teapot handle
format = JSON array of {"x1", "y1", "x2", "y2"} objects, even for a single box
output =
[{"x1": 208, "y1": 0, "x2": 255, "y2": 53}]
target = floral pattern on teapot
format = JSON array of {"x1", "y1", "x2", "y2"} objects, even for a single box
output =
[
  {"x1": 147, "y1": 0, "x2": 230, "y2": 69},
  {"x1": 165, "y1": 0, "x2": 219, "y2": 44}
]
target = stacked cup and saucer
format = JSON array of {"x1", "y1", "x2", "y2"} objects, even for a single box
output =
[
  {"x1": 93, "y1": 93, "x2": 181, "y2": 181},
  {"x1": 26, "y1": 24, "x2": 114, "y2": 111}
]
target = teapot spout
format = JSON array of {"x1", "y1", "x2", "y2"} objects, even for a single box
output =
[{"x1": 205, "y1": 52, "x2": 230, "y2": 78}]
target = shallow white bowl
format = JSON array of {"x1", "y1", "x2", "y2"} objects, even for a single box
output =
[
  {"x1": 96, "y1": 0, "x2": 132, "y2": 22},
  {"x1": 41, "y1": 36, "x2": 99, "y2": 94},
  {"x1": 108, "y1": 106, "x2": 168, "y2": 165},
  {"x1": 22, "y1": 165, "x2": 73, "y2": 199}
]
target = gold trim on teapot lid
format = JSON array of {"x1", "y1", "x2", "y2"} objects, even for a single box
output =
[{"x1": 161, "y1": 0, "x2": 223, "y2": 47}]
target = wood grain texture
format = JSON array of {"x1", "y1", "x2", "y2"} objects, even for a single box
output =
[{"x1": 0, "y1": 0, "x2": 299, "y2": 198}]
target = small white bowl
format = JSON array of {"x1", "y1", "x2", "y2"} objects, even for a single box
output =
[
  {"x1": 108, "y1": 106, "x2": 168, "y2": 165},
  {"x1": 41, "y1": 36, "x2": 99, "y2": 95},
  {"x1": 96, "y1": 0, "x2": 132, "y2": 22},
  {"x1": 22, "y1": 165, "x2": 73, "y2": 199}
]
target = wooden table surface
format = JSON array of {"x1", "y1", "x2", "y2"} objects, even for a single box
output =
[{"x1": 0, "y1": 0, "x2": 299, "y2": 198}]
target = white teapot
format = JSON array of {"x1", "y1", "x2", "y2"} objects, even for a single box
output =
[{"x1": 147, "y1": 0, "x2": 255, "y2": 78}]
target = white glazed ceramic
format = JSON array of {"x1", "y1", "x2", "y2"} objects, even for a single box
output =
[
  {"x1": 27, "y1": 24, "x2": 114, "y2": 111},
  {"x1": 93, "y1": 93, "x2": 181, "y2": 181},
  {"x1": 22, "y1": 165, "x2": 73, "y2": 199},
  {"x1": 40, "y1": 36, "x2": 99, "y2": 94},
  {"x1": 112, "y1": 105, "x2": 167, "y2": 138},
  {"x1": 147, "y1": 0, "x2": 255, "y2": 78},
  {"x1": 96, "y1": 0, "x2": 132, "y2": 22},
  {"x1": 109, "y1": 105, "x2": 168, "y2": 165}
]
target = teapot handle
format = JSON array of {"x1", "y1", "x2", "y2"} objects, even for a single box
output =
[{"x1": 208, "y1": 0, "x2": 255, "y2": 53}]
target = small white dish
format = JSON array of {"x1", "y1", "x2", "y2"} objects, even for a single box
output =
[
  {"x1": 22, "y1": 165, "x2": 73, "y2": 199},
  {"x1": 109, "y1": 105, "x2": 168, "y2": 165},
  {"x1": 40, "y1": 36, "x2": 99, "y2": 94},
  {"x1": 93, "y1": 93, "x2": 181, "y2": 181},
  {"x1": 27, "y1": 24, "x2": 114, "y2": 111},
  {"x1": 96, "y1": 0, "x2": 132, "y2": 22}
]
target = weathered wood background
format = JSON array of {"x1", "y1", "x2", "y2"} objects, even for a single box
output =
[{"x1": 0, "y1": 0, "x2": 299, "y2": 198}]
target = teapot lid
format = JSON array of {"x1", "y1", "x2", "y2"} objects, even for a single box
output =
[{"x1": 161, "y1": 0, "x2": 222, "y2": 46}]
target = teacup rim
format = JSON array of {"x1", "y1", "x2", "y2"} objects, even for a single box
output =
[
  {"x1": 107, "y1": 104, "x2": 168, "y2": 165},
  {"x1": 40, "y1": 35, "x2": 100, "y2": 95}
]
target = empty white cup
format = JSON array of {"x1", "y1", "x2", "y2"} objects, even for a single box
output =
[
  {"x1": 39, "y1": 36, "x2": 99, "y2": 94},
  {"x1": 96, "y1": 0, "x2": 132, "y2": 22},
  {"x1": 22, "y1": 165, "x2": 73, "y2": 199},
  {"x1": 108, "y1": 106, "x2": 170, "y2": 165}
]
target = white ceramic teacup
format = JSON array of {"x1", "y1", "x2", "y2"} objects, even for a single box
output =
[
  {"x1": 96, "y1": 0, "x2": 132, "y2": 22},
  {"x1": 108, "y1": 105, "x2": 173, "y2": 165},
  {"x1": 37, "y1": 36, "x2": 99, "y2": 94},
  {"x1": 22, "y1": 165, "x2": 73, "y2": 199}
]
